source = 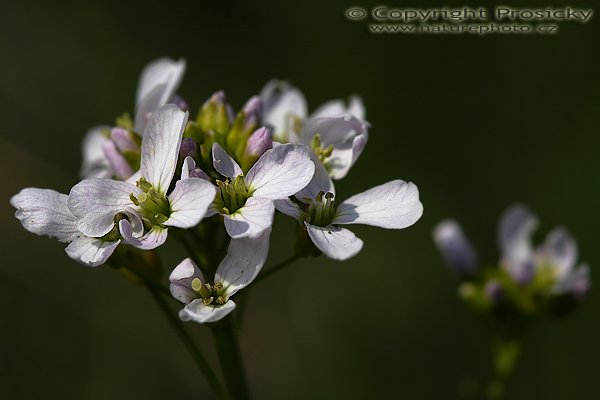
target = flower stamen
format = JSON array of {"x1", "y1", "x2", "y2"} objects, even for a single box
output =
[{"x1": 191, "y1": 277, "x2": 227, "y2": 307}]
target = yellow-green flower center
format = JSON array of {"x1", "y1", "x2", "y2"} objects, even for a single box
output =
[
  {"x1": 311, "y1": 134, "x2": 334, "y2": 163},
  {"x1": 129, "y1": 178, "x2": 170, "y2": 227},
  {"x1": 297, "y1": 191, "x2": 336, "y2": 227},
  {"x1": 214, "y1": 175, "x2": 250, "y2": 214},
  {"x1": 191, "y1": 278, "x2": 227, "y2": 306}
]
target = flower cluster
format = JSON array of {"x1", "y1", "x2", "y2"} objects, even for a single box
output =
[
  {"x1": 11, "y1": 57, "x2": 423, "y2": 324},
  {"x1": 433, "y1": 204, "x2": 590, "y2": 316}
]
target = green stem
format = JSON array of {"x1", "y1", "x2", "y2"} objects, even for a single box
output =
[
  {"x1": 212, "y1": 316, "x2": 252, "y2": 400},
  {"x1": 486, "y1": 337, "x2": 521, "y2": 400},
  {"x1": 147, "y1": 285, "x2": 227, "y2": 399},
  {"x1": 254, "y1": 255, "x2": 300, "y2": 284}
]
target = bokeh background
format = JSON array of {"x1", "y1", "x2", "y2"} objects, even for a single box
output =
[{"x1": 1, "y1": 0, "x2": 599, "y2": 398}]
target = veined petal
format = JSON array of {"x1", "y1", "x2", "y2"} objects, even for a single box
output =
[
  {"x1": 334, "y1": 180, "x2": 423, "y2": 229},
  {"x1": 165, "y1": 179, "x2": 217, "y2": 228},
  {"x1": 215, "y1": 229, "x2": 271, "y2": 297},
  {"x1": 260, "y1": 80, "x2": 307, "y2": 141},
  {"x1": 305, "y1": 222, "x2": 363, "y2": 261},
  {"x1": 119, "y1": 221, "x2": 168, "y2": 250},
  {"x1": 539, "y1": 226, "x2": 578, "y2": 279},
  {"x1": 245, "y1": 144, "x2": 314, "y2": 199},
  {"x1": 295, "y1": 152, "x2": 335, "y2": 200},
  {"x1": 433, "y1": 220, "x2": 478, "y2": 276},
  {"x1": 11, "y1": 188, "x2": 79, "y2": 243},
  {"x1": 80, "y1": 126, "x2": 112, "y2": 179},
  {"x1": 68, "y1": 178, "x2": 139, "y2": 238},
  {"x1": 274, "y1": 199, "x2": 302, "y2": 220},
  {"x1": 212, "y1": 143, "x2": 242, "y2": 179},
  {"x1": 65, "y1": 237, "x2": 120, "y2": 267},
  {"x1": 179, "y1": 299, "x2": 236, "y2": 324},
  {"x1": 140, "y1": 104, "x2": 188, "y2": 194},
  {"x1": 136, "y1": 58, "x2": 186, "y2": 108},
  {"x1": 169, "y1": 258, "x2": 204, "y2": 304},
  {"x1": 223, "y1": 197, "x2": 275, "y2": 239},
  {"x1": 126, "y1": 170, "x2": 142, "y2": 184}
]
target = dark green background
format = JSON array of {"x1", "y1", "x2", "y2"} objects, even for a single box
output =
[{"x1": 1, "y1": 0, "x2": 599, "y2": 398}]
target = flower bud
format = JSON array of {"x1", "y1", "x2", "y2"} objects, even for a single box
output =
[
  {"x1": 433, "y1": 220, "x2": 478, "y2": 277},
  {"x1": 172, "y1": 95, "x2": 189, "y2": 112},
  {"x1": 242, "y1": 96, "x2": 262, "y2": 130},
  {"x1": 246, "y1": 127, "x2": 273, "y2": 158},
  {"x1": 197, "y1": 91, "x2": 232, "y2": 140},
  {"x1": 179, "y1": 138, "x2": 198, "y2": 160}
]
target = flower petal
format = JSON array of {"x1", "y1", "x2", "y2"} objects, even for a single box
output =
[
  {"x1": 102, "y1": 140, "x2": 134, "y2": 180},
  {"x1": 295, "y1": 152, "x2": 335, "y2": 200},
  {"x1": 79, "y1": 126, "x2": 112, "y2": 179},
  {"x1": 303, "y1": 115, "x2": 368, "y2": 179},
  {"x1": 169, "y1": 258, "x2": 204, "y2": 304},
  {"x1": 498, "y1": 204, "x2": 538, "y2": 254},
  {"x1": 497, "y1": 205, "x2": 538, "y2": 284},
  {"x1": 11, "y1": 188, "x2": 79, "y2": 243},
  {"x1": 311, "y1": 96, "x2": 365, "y2": 120},
  {"x1": 554, "y1": 263, "x2": 590, "y2": 297},
  {"x1": 347, "y1": 96, "x2": 366, "y2": 120},
  {"x1": 181, "y1": 156, "x2": 209, "y2": 180},
  {"x1": 140, "y1": 104, "x2": 188, "y2": 194},
  {"x1": 311, "y1": 100, "x2": 346, "y2": 119},
  {"x1": 433, "y1": 220, "x2": 478, "y2": 276},
  {"x1": 223, "y1": 197, "x2": 275, "y2": 239},
  {"x1": 215, "y1": 229, "x2": 271, "y2": 297},
  {"x1": 245, "y1": 144, "x2": 314, "y2": 199},
  {"x1": 212, "y1": 143, "x2": 242, "y2": 178},
  {"x1": 334, "y1": 180, "x2": 423, "y2": 229},
  {"x1": 274, "y1": 199, "x2": 302, "y2": 220},
  {"x1": 260, "y1": 80, "x2": 307, "y2": 141},
  {"x1": 68, "y1": 178, "x2": 139, "y2": 238},
  {"x1": 136, "y1": 57, "x2": 186, "y2": 108},
  {"x1": 305, "y1": 222, "x2": 363, "y2": 260},
  {"x1": 165, "y1": 178, "x2": 217, "y2": 228},
  {"x1": 119, "y1": 221, "x2": 168, "y2": 250},
  {"x1": 65, "y1": 237, "x2": 120, "y2": 267},
  {"x1": 180, "y1": 299, "x2": 236, "y2": 324},
  {"x1": 328, "y1": 133, "x2": 368, "y2": 180},
  {"x1": 539, "y1": 226, "x2": 578, "y2": 279}
]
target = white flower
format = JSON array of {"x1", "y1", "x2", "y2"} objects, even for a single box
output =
[
  {"x1": 169, "y1": 230, "x2": 270, "y2": 323},
  {"x1": 11, "y1": 188, "x2": 121, "y2": 266},
  {"x1": 275, "y1": 162, "x2": 423, "y2": 260},
  {"x1": 499, "y1": 204, "x2": 590, "y2": 294},
  {"x1": 69, "y1": 104, "x2": 216, "y2": 250},
  {"x1": 260, "y1": 80, "x2": 368, "y2": 180},
  {"x1": 207, "y1": 142, "x2": 314, "y2": 239},
  {"x1": 80, "y1": 57, "x2": 186, "y2": 179},
  {"x1": 291, "y1": 114, "x2": 368, "y2": 180}
]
